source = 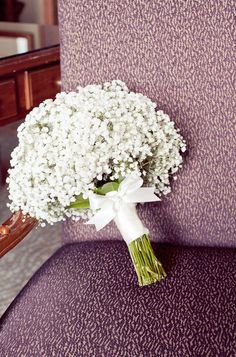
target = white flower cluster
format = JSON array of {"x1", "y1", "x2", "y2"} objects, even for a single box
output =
[{"x1": 7, "y1": 80, "x2": 186, "y2": 225}]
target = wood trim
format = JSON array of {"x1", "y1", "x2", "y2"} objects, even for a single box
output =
[
  {"x1": 0, "y1": 45, "x2": 60, "y2": 76},
  {"x1": 0, "y1": 211, "x2": 37, "y2": 258},
  {"x1": 24, "y1": 70, "x2": 31, "y2": 110}
]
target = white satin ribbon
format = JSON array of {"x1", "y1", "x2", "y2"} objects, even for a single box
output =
[{"x1": 86, "y1": 175, "x2": 160, "y2": 244}]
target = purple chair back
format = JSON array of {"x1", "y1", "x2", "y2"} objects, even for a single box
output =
[{"x1": 58, "y1": 0, "x2": 236, "y2": 247}]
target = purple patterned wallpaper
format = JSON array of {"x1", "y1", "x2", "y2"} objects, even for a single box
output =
[{"x1": 58, "y1": 0, "x2": 236, "y2": 247}]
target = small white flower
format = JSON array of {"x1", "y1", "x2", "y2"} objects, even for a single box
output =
[{"x1": 7, "y1": 80, "x2": 186, "y2": 225}]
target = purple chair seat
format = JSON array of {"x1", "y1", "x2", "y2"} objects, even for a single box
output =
[{"x1": 0, "y1": 241, "x2": 235, "y2": 356}]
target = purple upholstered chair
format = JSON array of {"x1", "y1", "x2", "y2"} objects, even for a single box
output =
[{"x1": 0, "y1": 1, "x2": 235, "y2": 356}]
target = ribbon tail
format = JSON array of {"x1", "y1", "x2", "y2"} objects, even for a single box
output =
[
  {"x1": 86, "y1": 203, "x2": 116, "y2": 231},
  {"x1": 125, "y1": 187, "x2": 160, "y2": 203}
]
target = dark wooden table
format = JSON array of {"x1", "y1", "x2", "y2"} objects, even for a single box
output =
[
  {"x1": 0, "y1": 44, "x2": 60, "y2": 126},
  {"x1": 0, "y1": 45, "x2": 61, "y2": 257}
]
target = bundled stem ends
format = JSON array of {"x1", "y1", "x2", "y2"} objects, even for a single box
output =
[{"x1": 127, "y1": 234, "x2": 166, "y2": 286}]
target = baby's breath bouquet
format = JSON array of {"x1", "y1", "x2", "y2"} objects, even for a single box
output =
[{"x1": 7, "y1": 80, "x2": 186, "y2": 286}]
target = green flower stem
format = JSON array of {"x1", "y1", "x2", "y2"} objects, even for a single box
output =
[{"x1": 127, "y1": 234, "x2": 166, "y2": 286}]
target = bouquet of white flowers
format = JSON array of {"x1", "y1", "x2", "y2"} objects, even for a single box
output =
[{"x1": 7, "y1": 80, "x2": 186, "y2": 286}]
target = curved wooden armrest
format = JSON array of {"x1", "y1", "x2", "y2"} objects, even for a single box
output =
[{"x1": 0, "y1": 211, "x2": 37, "y2": 258}]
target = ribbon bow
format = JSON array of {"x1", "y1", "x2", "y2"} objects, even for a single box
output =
[{"x1": 87, "y1": 175, "x2": 159, "y2": 231}]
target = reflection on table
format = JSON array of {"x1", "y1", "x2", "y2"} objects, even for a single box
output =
[
  {"x1": 0, "y1": 0, "x2": 58, "y2": 58},
  {"x1": 0, "y1": 22, "x2": 59, "y2": 58}
]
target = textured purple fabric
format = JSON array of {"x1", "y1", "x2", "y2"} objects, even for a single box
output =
[
  {"x1": 0, "y1": 241, "x2": 235, "y2": 356},
  {"x1": 58, "y1": 0, "x2": 236, "y2": 247}
]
